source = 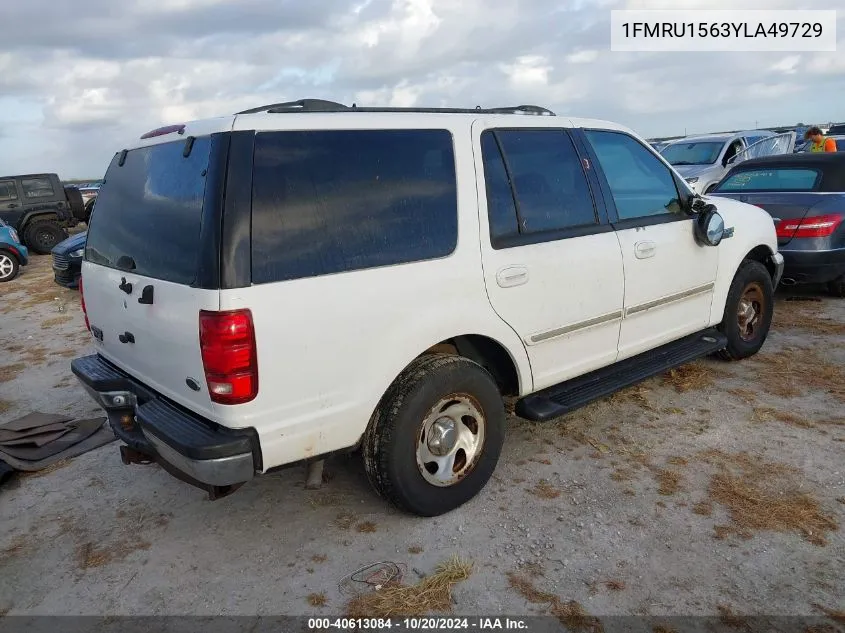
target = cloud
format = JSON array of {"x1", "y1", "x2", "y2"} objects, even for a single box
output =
[{"x1": 0, "y1": 0, "x2": 843, "y2": 177}]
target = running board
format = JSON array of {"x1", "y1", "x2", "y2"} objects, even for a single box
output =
[{"x1": 515, "y1": 328, "x2": 727, "y2": 422}]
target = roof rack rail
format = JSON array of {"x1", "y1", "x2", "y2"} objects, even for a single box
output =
[
  {"x1": 236, "y1": 99, "x2": 349, "y2": 115},
  {"x1": 236, "y1": 99, "x2": 556, "y2": 116}
]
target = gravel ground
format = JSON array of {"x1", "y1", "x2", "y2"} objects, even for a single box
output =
[{"x1": 1, "y1": 254, "x2": 843, "y2": 623}]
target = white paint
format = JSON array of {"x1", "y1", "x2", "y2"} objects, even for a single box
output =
[{"x1": 80, "y1": 109, "x2": 778, "y2": 475}]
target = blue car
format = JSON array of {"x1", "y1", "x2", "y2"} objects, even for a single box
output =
[
  {"x1": 0, "y1": 217, "x2": 29, "y2": 282},
  {"x1": 51, "y1": 230, "x2": 86, "y2": 289}
]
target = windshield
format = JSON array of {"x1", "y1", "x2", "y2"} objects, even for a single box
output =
[
  {"x1": 660, "y1": 141, "x2": 724, "y2": 165},
  {"x1": 715, "y1": 168, "x2": 821, "y2": 192},
  {"x1": 85, "y1": 137, "x2": 212, "y2": 285}
]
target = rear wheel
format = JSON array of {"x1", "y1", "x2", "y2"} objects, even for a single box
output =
[
  {"x1": 24, "y1": 220, "x2": 68, "y2": 255},
  {"x1": 362, "y1": 354, "x2": 506, "y2": 517},
  {"x1": 718, "y1": 260, "x2": 774, "y2": 360},
  {"x1": 828, "y1": 276, "x2": 845, "y2": 298},
  {"x1": 0, "y1": 249, "x2": 19, "y2": 282}
]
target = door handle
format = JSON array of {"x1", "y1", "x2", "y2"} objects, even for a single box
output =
[
  {"x1": 496, "y1": 266, "x2": 529, "y2": 288},
  {"x1": 634, "y1": 241, "x2": 656, "y2": 259}
]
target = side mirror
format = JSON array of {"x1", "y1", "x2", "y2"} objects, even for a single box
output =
[{"x1": 693, "y1": 205, "x2": 726, "y2": 247}]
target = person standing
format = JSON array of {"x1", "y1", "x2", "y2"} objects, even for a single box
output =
[{"x1": 804, "y1": 126, "x2": 837, "y2": 152}]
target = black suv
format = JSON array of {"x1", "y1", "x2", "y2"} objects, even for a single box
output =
[{"x1": 0, "y1": 173, "x2": 87, "y2": 254}]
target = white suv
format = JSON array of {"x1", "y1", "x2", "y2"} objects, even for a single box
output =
[{"x1": 72, "y1": 99, "x2": 784, "y2": 516}]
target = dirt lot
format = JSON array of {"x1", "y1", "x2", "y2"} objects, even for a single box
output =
[{"x1": 1, "y1": 254, "x2": 843, "y2": 623}]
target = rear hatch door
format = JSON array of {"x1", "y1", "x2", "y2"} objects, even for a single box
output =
[{"x1": 81, "y1": 134, "x2": 221, "y2": 418}]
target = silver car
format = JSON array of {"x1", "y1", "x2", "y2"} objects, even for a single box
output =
[{"x1": 659, "y1": 133, "x2": 748, "y2": 194}]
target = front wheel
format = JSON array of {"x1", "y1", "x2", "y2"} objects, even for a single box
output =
[
  {"x1": 362, "y1": 354, "x2": 506, "y2": 517},
  {"x1": 0, "y1": 249, "x2": 19, "y2": 282},
  {"x1": 718, "y1": 260, "x2": 774, "y2": 360}
]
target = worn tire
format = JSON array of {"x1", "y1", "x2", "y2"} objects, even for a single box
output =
[
  {"x1": 362, "y1": 353, "x2": 506, "y2": 517},
  {"x1": 0, "y1": 249, "x2": 19, "y2": 282},
  {"x1": 24, "y1": 220, "x2": 68, "y2": 255},
  {"x1": 828, "y1": 277, "x2": 845, "y2": 298},
  {"x1": 717, "y1": 260, "x2": 774, "y2": 360}
]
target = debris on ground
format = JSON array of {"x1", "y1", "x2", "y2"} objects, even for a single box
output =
[
  {"x1": 345, "y1": 556, "x2": 472, "y2": 617},
  {"x1": 0, "y1": 411, "x2": 114, "y2": 484}
]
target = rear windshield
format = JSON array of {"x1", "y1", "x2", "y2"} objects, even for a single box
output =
[
  {"x1": 85, "y1": 137, "x2": 211, "y2": 285},
  {"x1": 716, "y1": 168, "x2": 821, "y2": 192},
  {"x1": 660, "y1": 141, "x2": 724, "y2": 165}
]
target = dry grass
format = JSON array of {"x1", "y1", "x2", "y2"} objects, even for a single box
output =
[
  {"x1": 346, "y1": 555, "x2": 472, "y2": 618},
  {"x1": 717, "y1": 604, "x2": 750, "y2": 630},
  {"x1": 604, "y1": 580, "x2": 625, "y2": 591},
  {"x1": 307, "y1": 593, "x2": 327, "y2": 607},
  {"x1": 0, "y1": 398, "x2": 12, "y2": 415},
  {"x1": 0, "y1": 363, "x2": 26, "y2": 383},
  {"x1": 408, "y1": 545, "x2": 424, "y2": 554},
  {"x1": 551, "y1": 600, "x2": 604, "y2": 633},
  {"x1": 774, "y1": 300, "x2": 845, "y2": 336},
  {"x1": 41, "y1": 315, "x2": 72, "y2": 328},
  {"x1": 752, "y1": 407, "x2": 816, "y2": 429},
  {"x1": 77, "y1": 540, "x2": 151, "y2": 568},
  {"x1": 702, "y1": 451, "x2": 838, "y2": 545},
  {"x1": 726, "y1": 388, "x2": 758, "y2": 403},
  {"x1": 355, "y1": 521, "x2": 378, "y2": 533},
  {"x1": 311, "y1": 554, "x2": 327, "y2": 563},
  {"x1": 652, "y1": 626, "x2": 679, "y2": 633},
  {"x1": 656, "y1": 469, "x2": 682, "y2": 495},
  {"x1": 662, "y1": 362, "x2": 725, "y2": 393},
  {"x1": 692, "y1": 500, "x2": 713, "y2": 516},
  {"x1": 334, "y1": 513, "x2": 356, "y2": 530},
  {"x1": 607, "y1": 384, "x2": 653, "y2": 409},
  {"x1": 528, "y1": 479, "x2": 561, "y2": 499},
  {"x1": 0, "y1": 535, "x2": 31, "y2": 559},
  {"x1": 507, "y1": 573, "x2": 603, "y2": 632},
  {"x1": 667, "y1": 456, "x2": 688, "y2": 466},
  {"x1": 751, "y1": 348, "x2": 845, "y2": 402},
  {"x1": 813, "y1": 603, "x2": 845, "y2": 624}
]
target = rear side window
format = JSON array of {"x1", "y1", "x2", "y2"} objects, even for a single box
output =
[
  {"x1": 251, "y1": 129, "x2": 457, "y2": 284},
  {"x1": 85, "y1": 137, "x2": 211, "y2": 285},
  {"x1": 480, "y1": 128, "x2": 597, "y2": 246},
  {"x1": 21, "y1": 177, "x2": 54, "y2": 199},
  {"x1": 0, "y1": 180, "x2": 17, "y2": 201},
  {"x1": 716, "y1": 168, "x2": 821, "y2": 192}
]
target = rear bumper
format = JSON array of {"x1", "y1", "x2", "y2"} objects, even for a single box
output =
[
  {"x1": 71, "y1": 354, "x2": 258, "y2": 490},
  {"x1": 779, "y1": 247, "x2": 845, "y2": 285},
  {"x1": 52, "y1": 255, "x2": 81, "y2": 288}
]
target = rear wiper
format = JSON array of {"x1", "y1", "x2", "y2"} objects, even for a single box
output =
[{"x1": 115, "y1": 254, "x2": 137, "y2": 271}]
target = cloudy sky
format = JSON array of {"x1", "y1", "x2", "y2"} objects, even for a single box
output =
[{"x1": 1, "y1": 0, "x2": 842, "y2": 178}]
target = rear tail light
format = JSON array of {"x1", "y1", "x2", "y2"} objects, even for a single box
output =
[
  {"x1": 79, "y1": 277, "x2": 90, "y2": 331},
  {"x1": 199, "y1": 309, "x2": 258, "y2": 405},
  {"x1": 776, "y1": 214, "x2": 844, "y2": 239}
]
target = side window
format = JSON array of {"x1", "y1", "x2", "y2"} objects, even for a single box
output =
[
  {"x1": 584, "y1": 130, "x2": 683, "y2": 221},
  {"x1": 251, "y1": 129, "x2": 458, "y2": 284},
  {"x1": 480, "y1": 129, "x2": 597, "y2": 244},
  {"x1": 0, "y1": 180, "x2": 17, "y2": 202},
  {"x1": 21, "y1": 177, "x2": 55, "y2": 199}
]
